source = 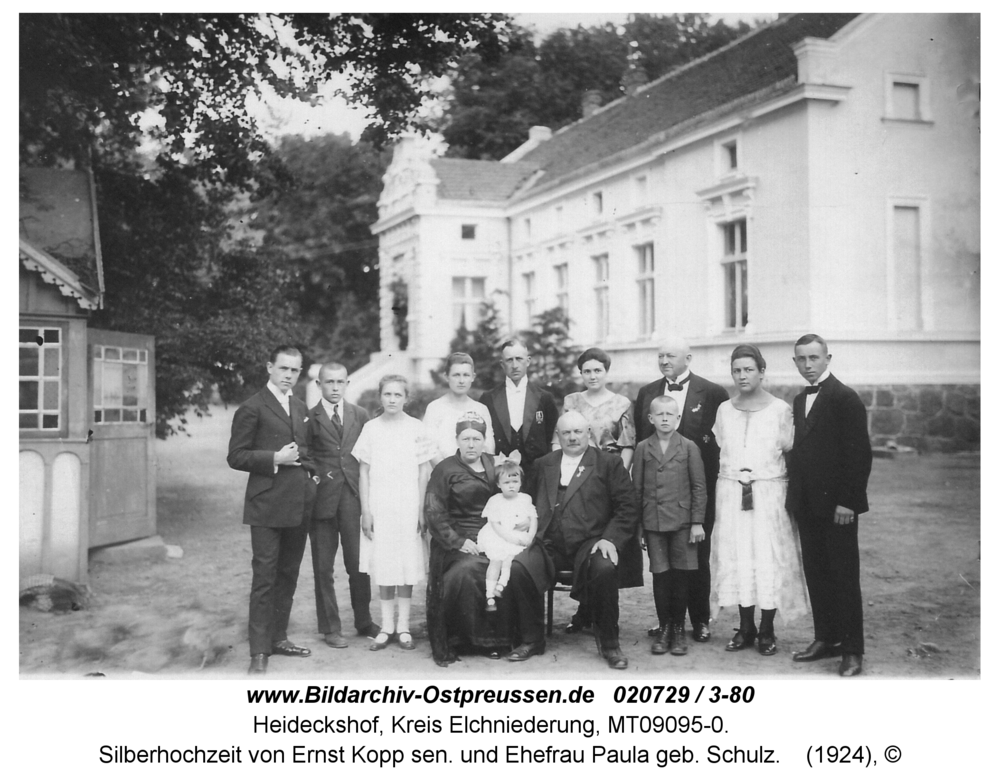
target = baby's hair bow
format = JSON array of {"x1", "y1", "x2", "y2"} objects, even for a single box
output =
[{"x1": 494, "y1": 449, "x2": 522, "y2": 467}]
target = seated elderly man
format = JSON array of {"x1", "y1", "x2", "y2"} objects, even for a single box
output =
[{"x1": 530, "y1": 411, "x2": 642, "y2": 669}]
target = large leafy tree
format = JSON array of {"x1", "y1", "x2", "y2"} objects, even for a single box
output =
[
  {"x1": 19, "y1": 13, "x2": 511, "y2": 435},
  {"x1": 436, "y1": 14, "x2": 755, "y2": 161},
  {"x1": 250, "y1": 133, "x2": 388, "y2": 371}
]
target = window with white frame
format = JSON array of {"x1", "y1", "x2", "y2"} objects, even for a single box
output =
[
  {"x1": 524, "y1": 218, "x2": 532, "y2": 242},
  {"x1": 891, "y1": 205, "x2": 923, "y2": 330},
  {"x1": 93, "y1": 344, "x2": 149, "y2": 423},
  {"x1": 885, "y1": 74, "x2": 931, "y2": 121},
  {"x1": 452, "y1": 276, "x2": 486, "y2": 330},
  {"x1": 636, "y1": 243, "x2": 655, "y2": 337},
  {"x1": 19, "y1": 326, "x2": 62, "y2": 431},
  {"x1": 554, "y1": 205, "x2": 564, "y2": 233},
  {"x1": 594, "y1": 254, "x2": 610, "y2": 341},
  {"x1": 592, "y1": 191, "x2": 604, "y2": 216},
  {"x1": 554, "y1": 262, "x2": 569, "y2": 314},
  {"x1": 523, "y1": 271, "x2": 537, "y2": 323},
  {"x1": 461, "y1": 224, "x2": 476, "y2": 240},
  {"x1": 721, "y1": 219, "x2": 748, "y2": 330}
]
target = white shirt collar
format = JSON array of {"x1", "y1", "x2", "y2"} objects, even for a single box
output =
[
  {"x1": 813, "y1": 370, "x2": 831, "y2": 386},
  {"x1": 506, "y1": 376, "x2": 527, "y2": 393},
  {"x1": 675, "y1": 369, "x2": 691, "y2": 384},
  {"x1": 267, "y1": 381, "x2": 290, "y2": 403},
  {"x1": 320, "y1": 397, "x2": 341, "y2": 417}
]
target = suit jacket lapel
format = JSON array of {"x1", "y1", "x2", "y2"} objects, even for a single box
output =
[
  {"x1": 263, "y1": 389, "x2": 292, "y2": 431},
  {"x1": 681, "y1": 375, "x2": 704, "y2": 428},
  {"x1": 342, "y1": 403, "x2": 358, "y2": 443},
  {"x1": 658, "y1": 434, "x2": 680, "y2": 465},
  {"x1": 543, "y1": 458, "x2": 560, "y2": 516},
  {"x1": 562, "y1": 447, "x2": 596, "y2": 507},
  {"x1": 522, "y1": 382, "x2": 540, "y2": 437},
  {"x1": 314, "y1": 403, "x2": 339, "y2": 440},
  {"x1": 493, "y1": 387, "x2": 513, "y2": 443},
  {"x1": 800, "y1": 377, "x2": 834, "y2": 437}
]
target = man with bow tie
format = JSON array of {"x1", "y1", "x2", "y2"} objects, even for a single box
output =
[
  {"x1": 529, "y1": 411, "x2": 641, "y2": 669},
  {"x1": 304, "y1": 362, "x2": 378, "y2": 650},
  {"x1": 228, "y1": 345, "x2": 315, "y2": 675},
  {"x1": 634, "y1": 337, "x2": 728, "y2": 643},
  {"x1": 786, "y1": 334, "x2": 872, "y2": 677}
]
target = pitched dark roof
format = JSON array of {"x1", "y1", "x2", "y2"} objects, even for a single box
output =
[
  {"x1": 19, "y1": 167, "x2": 103, "y2": 297},
  {"x1": 430, "y1": 158, "x2": 539, "y2": 201},
  {"x1": 516, "y1": 13, "x2": 860, "y2": 195}
]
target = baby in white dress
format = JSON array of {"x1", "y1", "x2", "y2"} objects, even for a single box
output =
[{"x1": 477, "y1": 456, "x2": 537, "y2": 611}]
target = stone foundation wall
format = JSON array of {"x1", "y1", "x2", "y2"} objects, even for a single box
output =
[{"x1": 616, "y1": 381, "x2": 980, "y2": 454}]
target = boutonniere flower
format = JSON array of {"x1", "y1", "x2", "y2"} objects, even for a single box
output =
[
  {"x1": 535, "y1": 411, "x2": 544, "y2": 424},
  {"x1": 576, "y1": 465, "x2": 586, "y2": 479},
  {"x1": 691, "y1": 403, "x2": 702, "y2": 413},
  {"x1": 702, "y1": 434, "x2": 710, "y2": 443},
  {"x1": 304, "y1": 417, "x2": 309, "y2": 423}
]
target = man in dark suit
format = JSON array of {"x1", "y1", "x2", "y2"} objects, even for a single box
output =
[
  {"x1": 786, "y1": 334, "x2": 872, "y2": 677},
  {"x1": 633, "y1": 337, "x2": 728, "y2": 642},
  {"x1": 482, "y1": 338, "x2": 558, "y2": 477},
  {"x1": 228, "y1": 345, "x2": 314, "y2": 675},
  {"x1": 529, "y1": 411, "x2": 641, "y2": 669},
  {"x1": 304, "y1": 362, "x2": 378, "y2": 649}
]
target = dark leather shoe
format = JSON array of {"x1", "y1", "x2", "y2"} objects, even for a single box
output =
[
  {"x1": 651, "y1": 628, "x2": 670, "y2": 655},
  {"x1": 647, "y1": 624, "x2": 666, "y2": 637},
  {"x1": 324, "y1": 633, "x2": 348, "y2": 649},
  {"x1": 506, "y1": 642, "x2": 545, "y2": 662},
  {"x1": 271, "y1": 640, "x2": 311, "y2": 657},
  {"x1": 792, "y1": 640, "x2": 841, "y2": 662},
  {"x1": 670, "y1": 624, "x2": 688, "y2": 656},
  {"x1": 356, "y1": 623, "x2": 381, "y2": 638},
  {"x1": 839, "y1": 653, "x2": 863, "y2": 677},
  {"x1": 565, "y1": 615, "x2": 592, "y2": 634},
  {"x1": 248, "y1": 654, "x2": 268, "y2": 675},
  {"x1": 725, "y1": 627, "x2": 757, "y2": 651},
  {"x1": 692, "y1": 622, "x2": 711, "y2": 642},
  {"x1": 603, "y1": 646, "x2": 629, "y2": 670},
  {"x1": 757, "y1": 633, "x2": 777, "y2": 656}
]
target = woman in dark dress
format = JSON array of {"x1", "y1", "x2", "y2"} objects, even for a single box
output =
[{"x1": 424, "y1": 414, "x2": 551, "y2": 666}]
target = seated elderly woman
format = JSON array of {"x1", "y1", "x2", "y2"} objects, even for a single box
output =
[{"x1": 424, "y1": 413, "x2": 551, "y2": 666}]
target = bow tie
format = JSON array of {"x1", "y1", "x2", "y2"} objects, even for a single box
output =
[
  {"x1": 805, "y1": 385, "x2": 820, "y2": 395},
  {"x1": 667, "y1": 377, "x2": 690, "y2": 392}
]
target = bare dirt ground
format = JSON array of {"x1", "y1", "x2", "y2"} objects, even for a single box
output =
[{"x1": 20, "y1": 405, "x2": 980, "y2": 680}]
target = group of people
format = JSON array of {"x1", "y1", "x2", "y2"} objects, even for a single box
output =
[{"x1": 228, "y1": 332, "x2": 872, "y2": 677}]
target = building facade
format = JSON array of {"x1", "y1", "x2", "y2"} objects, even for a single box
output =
[{"x1": 368, "y1": 13, "x2": 980, "y2": 450}]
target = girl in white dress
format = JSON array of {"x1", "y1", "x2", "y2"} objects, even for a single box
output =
[
  {"x1": 477, "y1": 455, "x2": 537, "y2": 611},
  {"x1": 711, "y1": 345, "x2": 809, "y2": 656},
  {"x1": 353, "y1": 375, "x2": 435, "y2": 652},
  {"x1": 423, "y1": 352, "x2": 496, "y2": 465}
]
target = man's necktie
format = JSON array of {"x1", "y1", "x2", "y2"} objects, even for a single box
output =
[
  {"x1": 805, "y1": 386, "x2": 820, "y2": 395},
  {"x1": 667, "y1": 377, "x2": 690, "y2": 392},
  {"x1": 331, "y1": 407, "x2": 343, "y2": 433}
]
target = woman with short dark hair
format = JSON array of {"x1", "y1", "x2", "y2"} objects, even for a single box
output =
[
  {"x1": 711, "y1": 344, "x2": 809, "y2": 656},
  {"x1": 562, "y1": 347, "x2": 636, "y2": 470}
]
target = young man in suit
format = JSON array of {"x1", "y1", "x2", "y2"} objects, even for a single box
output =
[
  {"x1": 482, "y1": 338, "x2": 558, "y2": 477},
  {"x1": 305, "y1": 362, "x2": 378, "y2": 649},
  {"x1": 529, "y1": 411, "x2": 641, "y2": 670},
  {"x1": 228, "y1": 345, "x2": 314, "y2": 675},
  {"x1": 786, "y1": 334, "x2": 873, "y2": 677},
  {"x1": 633, "y1": 337, "x2": 728, "y2": 642}
]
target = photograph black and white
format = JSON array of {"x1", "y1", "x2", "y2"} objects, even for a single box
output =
[{"x1": 19, "y1": 12, "x2": 979, "y2": 685}]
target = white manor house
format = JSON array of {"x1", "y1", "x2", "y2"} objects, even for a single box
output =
[{"x1": 359, "y1": 13, "x2": 979, "y2": 451}]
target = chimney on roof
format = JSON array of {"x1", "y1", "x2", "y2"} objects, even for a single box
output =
[
  {"x1": 581, "y1": 90, "x2": 602, "y2": 119},
  {"x1": 501, "y1": 125, "x2": 552, "y2": 163},
  {"x1": 622, "y1": 66, "x2": 649, "y2": 97}
]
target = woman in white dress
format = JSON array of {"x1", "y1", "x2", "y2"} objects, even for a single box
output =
[
  {"x1": 423, "y1": 353, "x2": 496, "y2": 465},
  {"x1": 711, "y1": 345, "x2": 809, "y2": 656}
]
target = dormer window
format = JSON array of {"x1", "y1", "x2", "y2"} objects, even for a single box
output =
[
  {"x1": 717, "y1": 136, "x2": 740, "y2": 177},
  {"x1": 461, "y1": 224, "x2": 476, "y2": 240}
]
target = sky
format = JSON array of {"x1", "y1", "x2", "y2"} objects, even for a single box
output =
[{"x1": 254, "y1": 11, "x2": 778, "y2": 143}]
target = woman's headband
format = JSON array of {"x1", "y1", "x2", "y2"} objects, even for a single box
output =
[{"x1": 455, "y1": 411, "x2": 487, "y2": 436}]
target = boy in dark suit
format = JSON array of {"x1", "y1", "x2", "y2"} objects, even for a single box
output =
[
  {"x1": 482, "y1": 338, "x2": 558, "y2": 477},
  {"x1": 228, "y1": 345, "x2": 314, "y2": 675},
  {"x1": 305, "y1": 362, "x2": 377, "y2": 649},
  {"x1": 786, "y1": 334, "x2": 872, "y2": 677},
  {"x1": 633, "y1": 337, "x2": 728, "y2": 641},
  {"x1": 633, "y1": 396, "x2": 707, "y2": 656}
]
